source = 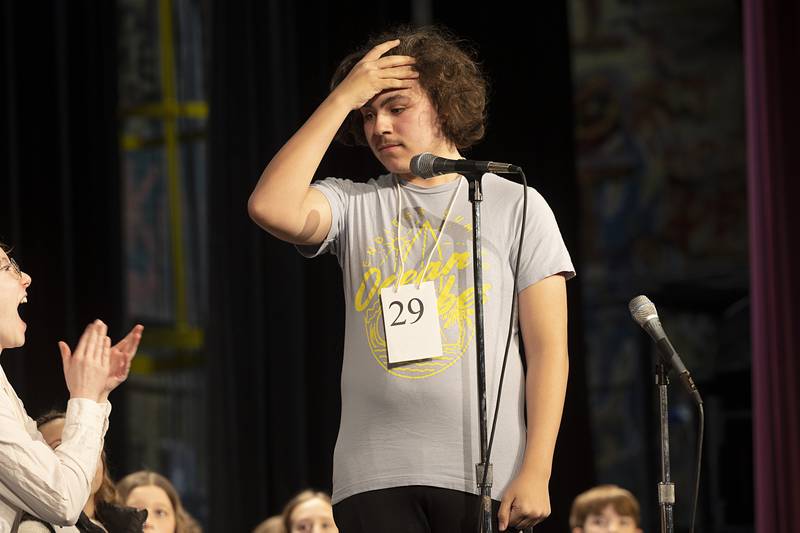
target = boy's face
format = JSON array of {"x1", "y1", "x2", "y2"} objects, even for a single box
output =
[
  {"x1": 574, "y1": 503, "x2": 642, "y2": 533},
  {"x1": 360, "y1": 80, "x2": 456, "y2": 178}
]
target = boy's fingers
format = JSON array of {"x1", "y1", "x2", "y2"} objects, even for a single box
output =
[
  {"x1": 498, "y1": 497, "x2": 512, "y2": 531},
  {"x1": 376, "y1": 66, "x2": 419, "y2": 80},
  {"x1": 508, "y1": 506, "x2": 523, "y2": 530},
  {"x1": 375, "y1": 55, "x2": 416, "y2": 68},
  {"x1": 362, "y1": 39, "x2": 401, "y2": 61}
]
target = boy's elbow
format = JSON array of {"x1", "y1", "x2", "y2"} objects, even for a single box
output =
[
  {"x1": 248, "y1": 194, "x2": 276, "y2": 229},
  {"x1": 248, "y1": 195, "x2": 303, "y2": 241}
]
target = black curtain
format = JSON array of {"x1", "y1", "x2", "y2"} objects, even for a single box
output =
[
  {"x1": 0, "y1": 0, "x2": 126, "y2": 469},
  {"x1": 207, "y1": 3, "x2": 404, "y2": 530},
  {"x1": 207, "y1": 2, "x2": 591, "y2": 531}
]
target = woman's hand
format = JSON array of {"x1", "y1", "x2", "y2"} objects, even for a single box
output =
[
  {"x1": 330, "y1": 39, "x2": 418, "y2": 110},
  {"x1": 59, "y1": 320, "x2": 112, "y2": 403},
  {"x1": 102, "y1": 324, "x2": 143, "y2": 400}
]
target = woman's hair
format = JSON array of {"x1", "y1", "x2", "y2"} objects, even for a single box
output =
[
  {"x1": 280, "y1": 490, "x2": 332, "y2": 532},
  {"x1": 569, "y1": 484, "x2": 641, "y2": 528},
  {"x1": 35, "y1": 411, "x2": 118, "y2": 509},
  {"x1": 117, "y1": 470, "x2": 202, "y2": 533},
  {"x1": 330, "y1": 25, "x2": 488, "y2": 150}
]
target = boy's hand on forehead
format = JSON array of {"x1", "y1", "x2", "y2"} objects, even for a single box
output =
[{"x1": 332, "y1": 39, "x2": 418, "y2": 110}]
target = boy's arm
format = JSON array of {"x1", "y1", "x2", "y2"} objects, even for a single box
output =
[
  {"x1": 247, "y1": 39, "x2": 417, "y2": 245},
  {"x1": 498, "y1": 274, "x2": 569, "y2": 531}
]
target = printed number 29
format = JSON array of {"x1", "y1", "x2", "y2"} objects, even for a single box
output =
[{"x1": 389, "y1": 298, "x2": 425, "y2": 326}]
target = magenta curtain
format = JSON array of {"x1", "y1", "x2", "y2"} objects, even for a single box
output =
[{"x1": 744, "y1": 0, "x2": 800, "y2": 531}]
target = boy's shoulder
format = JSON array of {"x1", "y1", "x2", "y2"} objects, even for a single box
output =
[{"x1": 313, "y1": 173, "x2": 394, "y2": 193}]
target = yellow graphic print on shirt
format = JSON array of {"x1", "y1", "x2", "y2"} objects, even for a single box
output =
[{"x1": 353, "y1": 207, "x2": 491, "y2": 379}]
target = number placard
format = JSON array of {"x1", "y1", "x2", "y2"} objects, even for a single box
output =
[{"x1": 380, "y1": 281, "x2": 444, "y2": 364}]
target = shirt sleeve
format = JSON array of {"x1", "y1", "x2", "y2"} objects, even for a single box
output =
[
  {"x1": 512, "y1": 186, "x2": 576, "y2": 292},
  {"x1": 0, "y1": 392, "x2": 110, "y2": 526},
  {"x1": 16, "y1": 520, "x2": 54, "y2": 533},
  {"x1": 295, "y1": 177, "x2": 352, "y2": 259}
]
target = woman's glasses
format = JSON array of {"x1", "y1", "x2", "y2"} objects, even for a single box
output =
[{"x1": 0, "y1": 257, "x2": 22, "y2": 280}]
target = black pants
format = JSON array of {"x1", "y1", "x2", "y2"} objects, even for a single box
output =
[{"x1": 333, "y1": 486, "x2": 501, "y2": 533}]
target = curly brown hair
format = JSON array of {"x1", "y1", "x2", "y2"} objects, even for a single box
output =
[{"x1": 331, "y1": 25, "x2": 488, "y2": 150}]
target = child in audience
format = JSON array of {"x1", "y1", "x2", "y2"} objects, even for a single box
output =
[
  {"x1": 569, "y1": 485, "x2": 643, "y2": 533},
  {"x1": 281, "y1": 490, "x2": 337, "y2": 533},
  {"x1": 118, "y1": 471, "x2": 202, "y2": 533}
]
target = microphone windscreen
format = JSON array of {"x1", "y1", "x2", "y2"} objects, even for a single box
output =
[
  {"x1": 628, "y1": 295, "x2": 658, "y2": 326},
  {"x1": 410, "y1": 152, "x2": 436, "y2": 178}
]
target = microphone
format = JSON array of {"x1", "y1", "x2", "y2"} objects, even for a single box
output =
[
  {"x1": 628, "y1": 295, "x2": 703, "y2": 404},
  {"x1": 410, "y1": 152, "x2": 521, "y2": 179}
]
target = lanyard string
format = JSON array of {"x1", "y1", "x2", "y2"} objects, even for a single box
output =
[{"x1": 393, "y1": 175, "x2": 464, "y2": 292}]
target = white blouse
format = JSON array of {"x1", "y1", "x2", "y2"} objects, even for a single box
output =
[{"x1": 0, "y1": 364, "x2": 110, "y2": 532}]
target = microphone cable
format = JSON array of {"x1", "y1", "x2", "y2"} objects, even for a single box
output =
[{"x1": 690, "y1": 398, "x2": 704, "y2": 533}]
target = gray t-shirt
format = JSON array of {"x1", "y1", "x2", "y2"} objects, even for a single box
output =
[{"x1": 300, "y1": 173, "x2": 575, "y2": 503}]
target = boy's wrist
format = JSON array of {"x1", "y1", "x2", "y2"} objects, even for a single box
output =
[
  {"x1": 325, "y1": 88, "x2": 359, "y2": 114},
  {"x1": 519, "y1": 454, "x2": 553, "y2": 479}
]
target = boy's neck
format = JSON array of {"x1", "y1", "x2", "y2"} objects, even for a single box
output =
[
  {"x1": 399, "y1": 146, "x2": 464, "y2": 187},
  {"x1": 398, "y1": 172, "x2": 462, "y2": 188}
]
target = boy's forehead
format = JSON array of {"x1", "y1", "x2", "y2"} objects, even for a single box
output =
[
  {"x1": 362, "y1": 82, "x2": 424, "y2": 109},
  {"x1": 590, "y1": 503, "x2": 629, "y2": 518}
]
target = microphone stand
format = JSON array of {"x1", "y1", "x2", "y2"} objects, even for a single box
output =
[
  {"x1": 656, "y1": 362, "x2": 675, "y2": 533},
  {"x1": 464, "y1": 172, "x2": 493, "y2": 533}
]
